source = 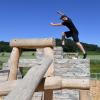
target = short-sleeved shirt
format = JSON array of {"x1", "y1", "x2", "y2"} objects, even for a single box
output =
[{"x1": 62, "y1": 18, "x2": 78, "y2": 34}]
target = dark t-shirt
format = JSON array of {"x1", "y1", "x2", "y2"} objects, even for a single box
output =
[{"x1": 62, "y1": 18, "x2": 78, "y2": 34}]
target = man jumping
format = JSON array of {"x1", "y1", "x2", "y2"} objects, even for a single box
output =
[{"x1": 50, "y1": 14, "x2": 87, "y2": 59}]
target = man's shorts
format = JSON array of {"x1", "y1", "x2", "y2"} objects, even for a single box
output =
[{"x1": 64, "y1": 31, "x2": 79, "y2": 42}]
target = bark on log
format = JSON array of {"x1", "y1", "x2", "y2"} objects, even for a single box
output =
[
  {"x1": 8, "y1": 47, "x2": 20, "y2": 80},
  {"x1": 4, "y1": 56, "x2": 52, "y2": 100},
  {"x1": 10, "y1": 38, "x2": 55, "y2": 48}
]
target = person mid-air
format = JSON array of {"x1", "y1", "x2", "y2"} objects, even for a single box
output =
[{"x1": 50, "y1": 12, "x2": 87, "y2": 59}]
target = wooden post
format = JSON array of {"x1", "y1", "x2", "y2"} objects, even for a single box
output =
[
  {"x1": 8, "y1": 47, "x2": 20, "y2": 80},
  {"x1": 79, "y1": 90, "x2": 90, "y2": 100},
  {"x1": 44, "y1": 90, "x2": 53, "y2": 100},
  {"x1": 0, "y1": 97, "x2": 3, "y2": 100},
  {"x1": 4, "y1": 56, "x2": 52, "y2": 100}
]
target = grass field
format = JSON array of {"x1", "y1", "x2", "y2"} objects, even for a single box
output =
[{"x1": 0, "y1": 51, "x2": 100, "y2": 78}]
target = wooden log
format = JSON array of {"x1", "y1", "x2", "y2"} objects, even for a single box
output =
[
  {"x1": 44, "y1": 76, "x2": 90, "y2": 90},
  {"x1": 0, "y1": 77, "x2": 90, "y2": 96},
  {"x1": 44, "y1": 76, "x2": 62, "y2": 90},
  {"x1": 10, "y1": 38, "x2": 55, "y2": 48},
  {"x1": 43, "y1": 47, "x2": 54, "y2": 100},
  {"x1": 79, "y1": 90, "x2": 90, "y2": 100},
  {"x1": 44, "y1": 90, "x2": 53, "y2": 100},
  {"x1": 0, "y1": 80, "x2": 19, "y2": 96},
  {"x1": 0, "y1": 97, "x2": 3, "y2": 100},
  {"x1": 4, "y1": 56, "x2": 52, "y2": 100},
  {"x1": 0, "y1": 78, "x2": 45, "y2": 96},
  {"x1": 44, "y1": 47, "x2": 54, "y2": 77},
  {"x1": 62, "y1": 78, "x2": 90, "y2": 89},
  {"x1": 8, "y1": 47, "x2": 20, "y2": 80}
]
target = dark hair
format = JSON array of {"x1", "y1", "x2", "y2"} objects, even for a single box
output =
[{"x1": 60, "y1": 15, "x2": 68, "y2": 19}]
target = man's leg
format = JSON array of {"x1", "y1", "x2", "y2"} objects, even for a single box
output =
[
  {"x1": 61, "y1": 32, "x2": 66, "y2": 45},
  {"x1": 76, "y1": 42, "x2": 87, "y2": 59}
]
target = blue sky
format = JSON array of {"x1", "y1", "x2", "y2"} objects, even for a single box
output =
[{"x1": 0, "y1": 0, "x2": 100, "y2": 46}]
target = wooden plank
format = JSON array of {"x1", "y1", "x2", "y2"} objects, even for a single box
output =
[
  {"x1": 10, "y1": 38, "x2": 55, "y2": 48},
  {"x1": 4, "y1": 56, "x2": 52, "y2": 100},
  {"x1": 8, "y1": 47, "x2": 20, "y2": 80}
]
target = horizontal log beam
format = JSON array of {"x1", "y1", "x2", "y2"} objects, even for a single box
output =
[
  {"x1": 0, "y1": 78, "x2": 45, "y2": 96},
  {"x1": 0, "y1": 76, "x2": 90, "y2": 96},
  {"x1": 44, "y1": 76, "x2": 90, "y2": 90},
  {"x1": 10, "y1": 38, "x2": 55, "y2": 48}
]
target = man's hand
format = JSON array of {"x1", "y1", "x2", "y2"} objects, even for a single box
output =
[
  {"x1": 50, "y1": 22, "x2": 55, "y2": 26},
  {"x1": 50, "y1": 22, "x2": 62, "y2": 26}
]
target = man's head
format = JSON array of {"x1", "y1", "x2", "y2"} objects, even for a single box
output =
[{"x1": 60, "y1": 15, "x2": 68, "y2": 21}]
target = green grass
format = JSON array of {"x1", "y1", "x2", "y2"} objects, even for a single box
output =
[
  {"x1": 90, "y1": 59, "x2": 100, "y2": 73},
  {"x1": 20, "y1": 51, "x2": 36, "y2": 59},
  {"x1": 79, "y1": 51, "x2": 100, "y2": 55},
  {"x1": 0, "y1": 51, "x2": 36, "y2": 69}
]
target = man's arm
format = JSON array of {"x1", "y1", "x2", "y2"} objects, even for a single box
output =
[{"x1": 50, "y1": 22, "x2": 62, "y2": 26}]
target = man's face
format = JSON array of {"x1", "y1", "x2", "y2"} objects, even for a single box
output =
[{"x1": 62, "y1": 17, "x2": 68, "y2": 21}]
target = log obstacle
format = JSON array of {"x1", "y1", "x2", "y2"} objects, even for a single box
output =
[
  {"x1": 10, "y1": 38, "x2": 55, "y2": 48},
  {"x1": 4, "y1": 56, "x2": 53, "y2": 100},
  {"x1": 8, "y1": 38, "x2": 55, "y2": 80},
  {"x1": 0, "y1": 38, "x2": 92, "y2": 100},
  {"x1": 4, "y1": 38, "x2": 55, "y2": 100}
]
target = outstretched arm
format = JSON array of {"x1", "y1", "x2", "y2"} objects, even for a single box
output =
[{"x1": 50, "y1": 22, "x2": 62, "y2": 26}]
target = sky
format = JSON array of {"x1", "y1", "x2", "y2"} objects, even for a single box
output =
[{"x1": 0, "y1": 0, "x2": 100, "y2": 46}]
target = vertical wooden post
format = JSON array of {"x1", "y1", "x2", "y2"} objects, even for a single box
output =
[
  {"x1": 44, "y1": 90, "x2": 53, "y2": 100},
  {"x1": 79, "y1": 90, "x2": 90, "y2": 100},
  {"x1": 44, "y1": 47, "x2": 54, "y2": 100},
  {"x1": 8, "y1": 47, "x2": 20, "y2": 80}
]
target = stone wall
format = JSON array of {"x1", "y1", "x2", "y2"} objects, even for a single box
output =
[{"x1": 53, "y1": 47, "x2": 90, "y2": 100}]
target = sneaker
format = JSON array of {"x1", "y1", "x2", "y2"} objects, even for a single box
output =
[
  {"x1": 62, "y1": 40, "x2": 65, "y2": 45},
  {"x1": 83, "y1": 53, "x2": 87, "y2": 59}
]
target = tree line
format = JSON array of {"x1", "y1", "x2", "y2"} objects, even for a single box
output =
[
  {"x1": 0, "y1": 39, "x2": 100, "y2": 52},
  {"x1": 55, "y1": 38, "x2": 100, "y2": 52}
]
